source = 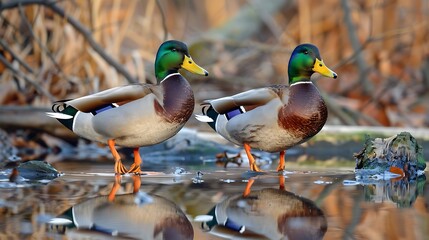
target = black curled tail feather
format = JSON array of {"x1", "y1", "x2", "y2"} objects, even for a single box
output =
[
  {"x1": 52, "y1": 99, "x2": 74, "y2": 112},
  {"x1": 51, "y1": 101, "x2": 78, "y2": 132},
  {"x1": 202, "y1": 105, "x2": 218, "y2": 131},
  {"x1": 52, "y1": 99, "x2": 71, "y2": 112}
]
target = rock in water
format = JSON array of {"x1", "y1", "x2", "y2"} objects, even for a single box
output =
[
  {"x1": 354, "y1": 132, "x2": 426, "y2": 178},
  {"x1": 17, "y1": 161, "x2": 61, "y2": 180}
]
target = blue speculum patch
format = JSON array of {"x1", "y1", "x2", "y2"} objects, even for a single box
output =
[
  {"x1": 226, "y1": 108, "x2": 244, "y2": 120},
  {"x1": 91, "y1": 104, "x2": 117, "y2": 115},
  {"x1": 224, "y1": 218, "x2": 245, "y2": 233}
]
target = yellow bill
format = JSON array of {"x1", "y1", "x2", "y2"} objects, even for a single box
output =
[
  {"x1": 312, "y1": 58, "x2": 337, "y2": 79},
  {"x1": 182, "y1": 55, "x2": 209, "y2": 76}
]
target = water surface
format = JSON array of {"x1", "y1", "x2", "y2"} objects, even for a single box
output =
[{"x1": 1, "y1": 159, "x2": 427, "y2": 239}]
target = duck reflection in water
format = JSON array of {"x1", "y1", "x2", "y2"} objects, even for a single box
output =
[
  {"x1": 202, "y1": 176, "x2": 327, "y2": 240},
  {"x1": 50, "y1": 175, "x2": 193, "y2": 240}
]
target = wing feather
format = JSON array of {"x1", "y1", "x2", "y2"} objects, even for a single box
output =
[
  {"x1": 208, "y1": 87, "x2": 283, "y2": 114},
  {"x1": 64, "y1": 84, "x2": 154, "y2": 112}
]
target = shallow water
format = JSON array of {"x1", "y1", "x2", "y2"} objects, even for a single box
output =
[{"x1": 0, "y1": 158, "x2": 428, "y2": 240}]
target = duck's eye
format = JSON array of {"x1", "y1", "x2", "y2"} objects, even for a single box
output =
[
  {"x1": 303, "y1": 50, "x2": 309, "y2": 55},
  {"x1": 171, "y1": 48, "x2": 177, "y2": 52}
]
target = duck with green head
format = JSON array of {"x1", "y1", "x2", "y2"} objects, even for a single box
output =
[
  {"x1": 47, "y1": 40, "x2": 208, "y2": 175},
  {"x1": 196, "y1": 44, "x2": 337, "y2": 172}
]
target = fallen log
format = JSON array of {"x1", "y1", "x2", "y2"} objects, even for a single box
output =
[{"x1": 0, "y1": 106, "x2": 77, "y2": 141}]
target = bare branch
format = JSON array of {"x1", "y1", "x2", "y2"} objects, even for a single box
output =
[{"x1": 0, "y1": 106, "x2": 77, "y2": 140}]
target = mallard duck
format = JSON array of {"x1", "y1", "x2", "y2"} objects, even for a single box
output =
[
  {"x1": 203, "y1": 186, "x2": 327, "y2": 239},
  {"x1": 47, "y1": 40, "x2": 208, "y2": 175},
  {"x1": 196, "y1": 44, "x2": 337, "y2": 172},
  {"x1": 49, "y1": 192, "x2": 193, "y2": 239}
]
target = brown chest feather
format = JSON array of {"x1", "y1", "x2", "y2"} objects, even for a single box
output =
[
  {"x1": 278, "y1": 83, "x2": 327, "y2": 140},
  {"x1": 154, "y1": 75, "x2": 195, "y2": 123}
]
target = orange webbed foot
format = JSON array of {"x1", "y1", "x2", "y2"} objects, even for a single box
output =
[
  {"x1": 108, "y1": 139, "x2": 128, "y2": 175},
  {"x1": 244, "y1": 143, "x2": 263, "y2": 172},
  {"x1": 128, "y1": 164, "x2": 142, "y2": 175},
  {"x1": 128, "y1": 147, "x2": 142, "y2": 175},
  {"x1": 114, "y1": 160, "x2": 128, "y2": 175}
]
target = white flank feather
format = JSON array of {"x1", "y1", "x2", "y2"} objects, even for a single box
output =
[
  {"x1": 195, "y1": 114, "x2": 213, "y2": 122},
  {"x1": 46, "y1": 112, "x2": 73, "y2": 119}
]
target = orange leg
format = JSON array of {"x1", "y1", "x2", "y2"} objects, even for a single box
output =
[
  {"x1": 279, "y1": 175, "x2": 285, "y2": 191},
  {"x1": 132, "y1": 174, "x2": 141, "y2": 193},
  {"x1": 243, "y1": 143, "x2": 261, "y2": 172},
  {"x1": 276, "y1": 150, "x2": 286, "y2": 172},
  {"x1": 108, "y1": 174, "x2": 122, "y2": 201},
  {"x1": 108, "y1": 139, "x2": 127, "y2": 174},
  {"x1": 243, "y1": 179, "x2": 255, "y2": 197},
  {"x1": 128, "y1": 148, "x2": 142, "y2": 175}
]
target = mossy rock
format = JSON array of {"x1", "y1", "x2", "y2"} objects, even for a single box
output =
[
  {"x1": 354, "y1": 132, "x2": 426, "y2": 177},
  {"x1": 17, "y1": 160, "x2": 61, "y2": 180}
]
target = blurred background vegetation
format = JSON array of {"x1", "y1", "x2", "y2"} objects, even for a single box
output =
[{"x1": 0, "y1": 0, "x2": 428, "y2": 134}]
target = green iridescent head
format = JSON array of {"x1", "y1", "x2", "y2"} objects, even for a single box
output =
[
  {"x1": 288, "y1": 44, "x2": 337, "y2": 84},
  {"x1": 154, "y1": 40, "x2": 208, "y2": 82}
]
